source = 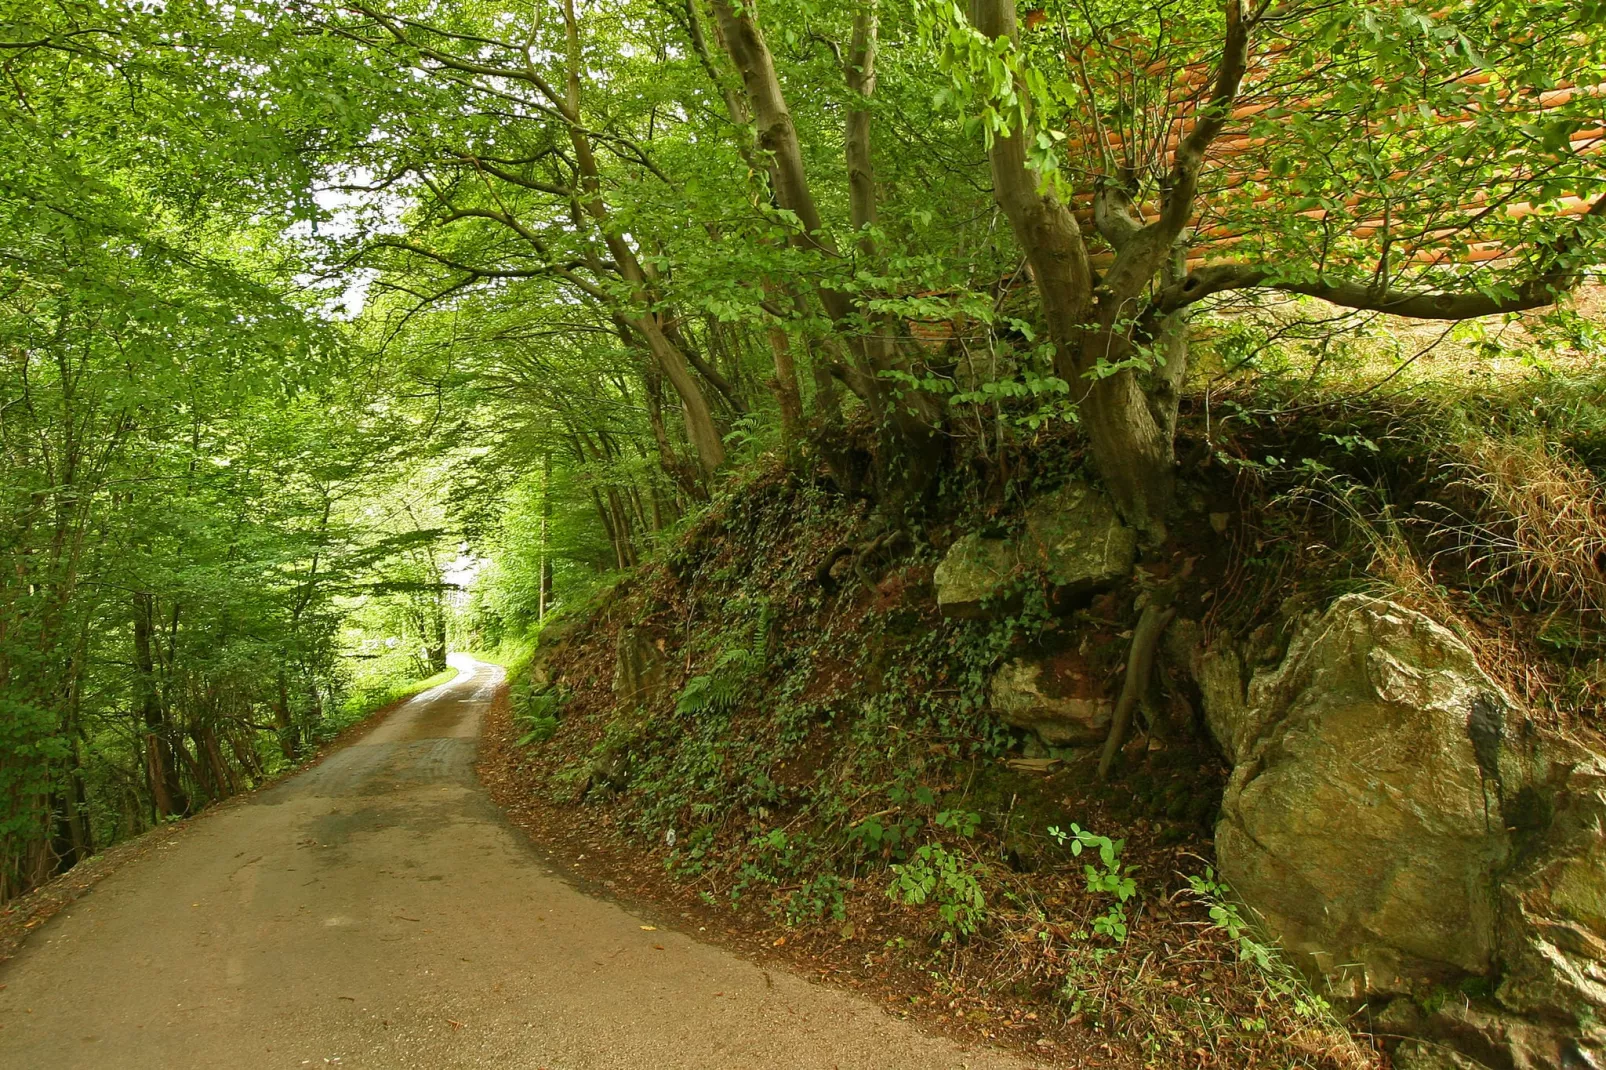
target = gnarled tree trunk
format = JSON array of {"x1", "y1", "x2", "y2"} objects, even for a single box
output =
[{"x1": 969, "y1": 0, "x2": 1249, "y2": 540}]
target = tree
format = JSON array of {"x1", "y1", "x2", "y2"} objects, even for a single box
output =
[{"x1": 933, "y1": 0, "x2": 1606, "y2": 538}]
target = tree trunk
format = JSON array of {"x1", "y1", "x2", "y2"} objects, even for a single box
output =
[
  {"x1": 51, "y1": 762, "x2": 92, "y2": 874},
  {"x1": 968, "y1": 0, "x2": 1175, "y2": 538},
  {"x1": 538, "y1": 451, "x2": 552, "y2": 622},
  {"x1": 200, "y1": 725, "x2": 237, "y2": 798},
  {"x1": 273, "y1": 669, "x2": 299, "y2": 763},
  {"x1": 134, "y1": 593, "x2": 187, "y2": 817},
  {"x1": 629, "y1": 330, "x2": 709, "y2": 500},
  {"x1": 760, "y1": 283, "x2": 805, "y2": 453},
  {"x1": 845, "y1": 4, "x2": 880, "y2": 257},
  {"x1": 714, "y1": 0, "x2": 944, "y2": 506},
  {"x1": 558, "y1": 0, "x2": 725, "y2": 475},
  {"x1": 1077, "y1": 364, "x2": 1176, "y2": 540}
]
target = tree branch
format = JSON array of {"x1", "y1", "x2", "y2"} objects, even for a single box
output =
[
  {"x1": 1098, "y1": 0, "x2": 1250, "y2": 306},
  {"x1": 1154, "y1": 193, "x2": 1606, "y2": 320}
]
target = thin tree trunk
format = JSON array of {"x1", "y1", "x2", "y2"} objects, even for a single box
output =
[
  {"x1": 539, "y1": 451, "x2": 552, "y2": 622},
  {"x1": 558, "y1": 0, "x2": 725, "y2": 475},
  {"x1": 761, "y1": 282, "x2": 805, "y2": 453},
  {"x1": 134, "y1": 593, "x2": 186, "y2": 817},
  {"x1": 273, "y1": 670, "x2": 299, "y2": 763},
  {"x1": 845, "y1": 3, "x2": 880, "y2": 258}
]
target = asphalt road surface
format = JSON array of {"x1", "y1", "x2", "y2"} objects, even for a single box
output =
[{"x1": 0, "y1": 655, "x2": 1033, "y2": 1070}]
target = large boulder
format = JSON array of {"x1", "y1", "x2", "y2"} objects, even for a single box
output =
[
  {"x1": 1198, "y1": 594, "x2": 1606, "y2": 1068},
  {"x1": 1217, "y1": 595, "x2": 1511, "y2": 995},
  {"x1": 932, "y1": 533, "x2": 1018, "y2": 617},
  {"x1": 1022, "y1": 479, "x2": 1137, "y2": 594},
  {"x1": 989, "y1": 654, "x2": 1112, "y2": 746}
]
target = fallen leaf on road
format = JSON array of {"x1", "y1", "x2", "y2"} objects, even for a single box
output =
[{"x1": 773, "y1": 936, "x2": 786, "y2": 947}]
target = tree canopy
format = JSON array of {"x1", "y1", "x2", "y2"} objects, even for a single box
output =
[{"x1": 1, "y1": 0, "x2": 1601, "y2": 898}]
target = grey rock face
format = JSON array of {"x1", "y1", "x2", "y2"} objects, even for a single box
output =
[
  {"x1": 1021, "y1": 480, "x2": 1137, "y2": 594},
  {"x1": 933, "y1": 478, "x2": 1135, "y2": 617},
  {"x1": 932, "y1": 533, "x2": 1018, "y2": 617},
  {"x1": 612, "y1": 625, "x2": 668, "y2": 707},
  {"x1": 1215, "y1": 595, "x2": 1509, "y2": 996},
  {"x1": 1190, "y1": 594, "x2": 1606, "y2": 1069}
]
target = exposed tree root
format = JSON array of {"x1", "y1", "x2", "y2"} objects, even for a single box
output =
[
  {"x1": 814, "y1": 543, "x2": 856, "y2": 588},
  {"x1": 1098, "y1": 597, "x2": 1178, "y2": 781},
  {"x1": 815, "y1": 524, "x2": 906, "y2": 592}
]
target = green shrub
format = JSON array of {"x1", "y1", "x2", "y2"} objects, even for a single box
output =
[
  {"x1": 887, "y1": 843, "x2": 987, "y2": 942},
  {"x1": 1050, "y1": 823, "x2": 1138, "y2": 943},
  {"x1": 515, "y1": 686, "x2": 566, "y2": 745}
]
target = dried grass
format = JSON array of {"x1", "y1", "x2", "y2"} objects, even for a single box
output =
[
  {"x1": 1457, "y1": 434, "x2": 1606, "y2": 634},
  {"x1": 1328, "y1": 485, "x2": 1552, "y2": 712}
]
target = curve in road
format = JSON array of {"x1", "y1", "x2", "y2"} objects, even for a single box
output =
[{"x1": 0, "y1": 655, "x2": 1036, "y2": 1070}]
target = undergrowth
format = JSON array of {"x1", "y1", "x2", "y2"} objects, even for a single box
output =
[
  {"x1": 1199, "y1": 365, "x2": 1606, "y2": 722},
  {"x1": 502, "y1": 463, "x2": 1368, "y2": 1067}
]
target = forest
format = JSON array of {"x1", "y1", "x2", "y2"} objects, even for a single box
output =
[{"x1": 3, "y1": 0, "x2": 1604, "y2": 1066}]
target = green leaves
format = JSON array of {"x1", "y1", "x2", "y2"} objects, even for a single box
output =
[
  {"x1": 887, "y1": 842, "x2": 988, "y2": 941},
  {"x1": 1049, "y1": 823, "x2": 1137, "y2": 943},
  {"x1": 913, "y1": 0, "x2": 1078, "y2": 189}
]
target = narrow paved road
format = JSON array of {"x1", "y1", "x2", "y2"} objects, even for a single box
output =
[{"x1": 0, "y1": 656, "x2": 1034, "y2": 1070}]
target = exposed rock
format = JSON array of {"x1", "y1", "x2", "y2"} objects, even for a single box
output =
[
  {"x1": 1197, "y1": 643, "x2": 1254, "y2": 759},
  {"x1": 1021, "y1": 479, "x2": 1136, "y2": 593},
  {"x1": 527, "y1": 614, "x2": 583, "y2": 687},
  {"x1": 989, "y1": 655, "x2": 1112, "y2": 746},
  {"x1": 932, "y1": 533, "x2": 1018, "y2": 617},
  {"x1": 1169, "y1": 611, "x2": 1317, "y2": 765},
  {"x1": 612, "y1": 625, "x2": 668, "y2": 707},
  {"x1": 1495, "y1": 749, "x2": 1606, "y2": 1029},
  {"x1": 1377, "y1": 994, "x2": 1604, "y2": 1070},
  {"x1": 582, "y1": 746, "x2": 630, "y2": 799},
  {"x1": 1217, "y1": 595, "x2": 1511, "y2": 997},
  {"x1": 1196, "y1": 593, "x2": 1606, "y2": 1069},
  {"x1": 1391, "y1": 1040, "x2": 1490, "y2": 1070},
  {"x1": 932, "y1": 478, "x2": 1133, "y2": 617}
]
